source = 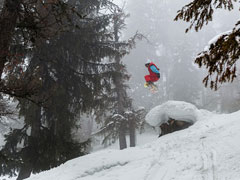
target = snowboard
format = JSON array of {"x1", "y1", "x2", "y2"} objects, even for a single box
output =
[{"x1": 144, "y1": 82, "x2": 158, "y2": 93}]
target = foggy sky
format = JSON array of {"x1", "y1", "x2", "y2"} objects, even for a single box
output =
[{"x1": 118, "y1": 0, "x2": 240, "y2": 112}]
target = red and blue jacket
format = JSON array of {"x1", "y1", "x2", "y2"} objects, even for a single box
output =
[{"x1": 148, "y1": 62, "x2": 160, "y2": 78}]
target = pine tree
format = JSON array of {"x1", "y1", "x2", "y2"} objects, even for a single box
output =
[
  {"x1": 175, "y1": 0, "x2": 240, "y2": 90},
  {"x1": 0, "y1": 0, "x2": 83, "y2": 98},
  {"x1": 0, "y1": 0, "x2": 140, "y2": 178},
  {"x1": 112, "y1": 10, "x2": 129, "y2": 150},
  {"x1": 95, "y1": 9, "x2": 144, "y2": 150}
]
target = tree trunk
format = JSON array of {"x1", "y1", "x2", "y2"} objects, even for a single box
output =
[
  {"x1": 116, "y1": 77, "x2": 127, "y2": 149},
  {"x1": 113, "y1": 14, "x2": 127, "y2": 150},
  {"x1": 129, "y1": 117, "x2": 136, "y2": 147},
  {"x1": 17, "y1": 104, "x2": 41, "y2": 180},
  {"x1": 119, "y1": 121, "x2": 127, "y2": 150}
]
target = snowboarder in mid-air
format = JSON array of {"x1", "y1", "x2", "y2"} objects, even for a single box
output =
[{"x1": 144, "y1": 59, "x2": 160, "y2": 92}]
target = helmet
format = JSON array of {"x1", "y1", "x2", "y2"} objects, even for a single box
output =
[{"x1": 145, "y1": 59, "x2": 151, "y2": 65}]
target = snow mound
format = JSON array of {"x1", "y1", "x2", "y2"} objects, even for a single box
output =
[{"x1": 145, "y1": 101, "x2": 199, "y2": 127}]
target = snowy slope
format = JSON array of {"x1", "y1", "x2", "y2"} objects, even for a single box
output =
[{"x1": 24, "y1": 104, "x2": 240, "y2": 180}]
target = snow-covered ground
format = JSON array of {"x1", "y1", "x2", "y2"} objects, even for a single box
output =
[
  {"x1": 3, "y1": 101, "x2": 240, "y2": 180},
  {"x1": 17, "y1": 101, "x2": 240, "y2": 180},
  {"x1": 91, "y1": 126, "x2": 159, "y2": 152}
]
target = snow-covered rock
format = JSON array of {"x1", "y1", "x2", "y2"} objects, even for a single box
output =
[{"x1": 145, "y1": 101, "x2": 200, "y2": 127}]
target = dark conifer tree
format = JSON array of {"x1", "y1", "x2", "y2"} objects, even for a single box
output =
[
  {"x1": 0, "y1": 0, "x2": 84, "y2": 97},
  {"x1": 0, "y1": 0, "x2": 138, "y2": 179}
]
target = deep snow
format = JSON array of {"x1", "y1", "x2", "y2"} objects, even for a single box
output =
[{"x1": 3, "y1": 101, "x2": 240, "y2": 180}]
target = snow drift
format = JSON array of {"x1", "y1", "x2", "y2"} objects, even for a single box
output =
[
  {"x1": 24, "y1": 107, "x2": 240, "y2": 180},
  {"x1": 3, "y1": 101, "x2": 240, "y2": 180},
  {"x1": 145, "y1": 101, "x2": 200, "y2": 127},
  {"x1": 20, "y1": 101, "x2": 240, "y2": 180}
]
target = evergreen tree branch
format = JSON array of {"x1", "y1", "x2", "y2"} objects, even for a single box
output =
[
  {"x1": 174, "y1": 0, "x2": 236, "y2": 32},
  {"x1": 195, "y1": 21, "x2": 240, "y2": 90}
]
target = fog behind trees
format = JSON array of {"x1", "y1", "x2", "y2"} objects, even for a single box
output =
[{"x1": 119, "y1": 0, "x2": 240, "y2": 112}]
